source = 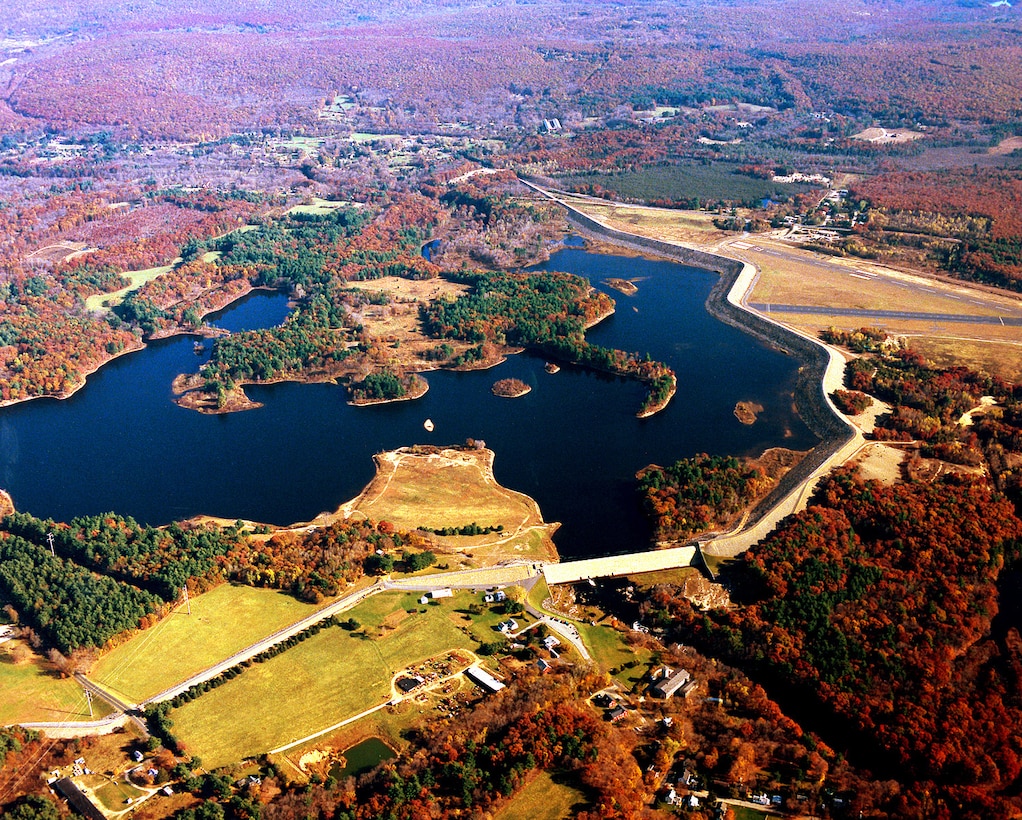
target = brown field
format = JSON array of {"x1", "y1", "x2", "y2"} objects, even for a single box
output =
[
  {"x1": 990, "y1": 136, "x2": 1022, "y2": 156},
  {"x1": 331, "y1": 446, "x2": 558, "y2": 563},
  {"x1": 351, "y1": 276, "x2": 468, "y2": 303},
  {"x1": 745, "y1": 247, "x2": 1006, "y2": 317},
  {"x1": 557, "y1": 194, "x2": 731, "y2": 245},
  {"x1": 907, "y1": 335, "x2": 1022, "y2": 383},
  {"x1": 344, "y1": 277, "x2": 481, "y2": 368},
  {"x1": 852, "y1": 127, "x2": 925, "y2": 144},
  {"x1": 767, "y1": 310, "x2": 1022, "y2": 381}
]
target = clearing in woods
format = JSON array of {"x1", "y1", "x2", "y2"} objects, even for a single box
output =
[{"x1": 495, "y1": 770, "x2": 590, "y2": 820}]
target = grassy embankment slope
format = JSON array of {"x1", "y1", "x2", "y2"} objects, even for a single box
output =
[
  {"x1": 90, "y1": 584, "x2": 322, "y2": 704},
  {"x1": 0, "y1": 640, "x2": 114, "y2": 723}
]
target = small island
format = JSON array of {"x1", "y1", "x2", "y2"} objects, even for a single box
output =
[
  {"x1": 349, "y1": 372, "x2": 428, "y2": 406},
  {"x1": 491, "y1": 378, "x2": 532, "y2": 398},
  {"x1": 544, "y1": 362, "x2": 561, "y2": 374},
  {"x1": 605, "y1": 277, "x2": 638, "y2": 295},
  {"x1": 734, "y1": 400, "x2": 764, "y2": 425}
]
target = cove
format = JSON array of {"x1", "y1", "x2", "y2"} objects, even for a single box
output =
[{"x1": 0, "y1": 249, "x2": 817, "y2": 560}]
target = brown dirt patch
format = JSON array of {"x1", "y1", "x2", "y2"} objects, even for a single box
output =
[
  {"x1": 748, "y1": 447, "x2": 809, "y2": 481},
  {"x1": 852, "y1": 127, "x2": 924, "y2": 144},
  {"x1": 563, "y1": 197, "x2": 731, "y2": 246},
  {"x1": 849, "y1": 443, "x2": 907, "y2": 486},
  {"x1": 382, "y1": 609, "x2": 410, "y2": 630}
]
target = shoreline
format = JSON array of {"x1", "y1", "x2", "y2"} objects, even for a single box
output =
[
  {"x1": 520, "y1": 177, "x2": 862, "y2": 558},
  {"x1": 0, "y1": 283, "x2": 284, "y2": 412},
  {"x1": 0, "y1": 336, "x2": 147, "y2": 410}
]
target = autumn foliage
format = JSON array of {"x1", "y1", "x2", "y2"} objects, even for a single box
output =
[{"x1": 670, "y1": 467, "x2": 1022, "y2": 817}]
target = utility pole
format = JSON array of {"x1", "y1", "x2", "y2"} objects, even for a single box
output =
[
  {"x1": 182, "y1": 586, "x2": 191, "y2": 615},
  {"x1": 46, "y1": 532, "x2": 55, "y2": 557},
  {"x1": 84, "y1": 688, "x2": 93, "y2": 718}
]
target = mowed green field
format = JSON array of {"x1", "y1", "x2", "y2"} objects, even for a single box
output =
[
  {"x1": 91, "y1": 584, "x2": 323, "y2": 703},
  {"x1": 495, "y1": 770, "x2": 589, "y2": 820},
  {"x1": 170, "y1": 592, "x2": 477, "y2": 769},
  {"x1": 0, "y1": 640, "x2": 113, "y2": 724},
  {"x1": 576, "y1": 622, "x2": 654, "y2": 690}
]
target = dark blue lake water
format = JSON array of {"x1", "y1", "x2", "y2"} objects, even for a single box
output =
[{"x1": 0, "y1": 250, "x2": 816, "y2": 559}]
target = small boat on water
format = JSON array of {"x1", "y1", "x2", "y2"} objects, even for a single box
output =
[
  {"x1": 193, "y1": 341, "x2": 205, "y2": 354},
  {"x1": 423, "y1": 418, "x2": 434, "y2": 432}
]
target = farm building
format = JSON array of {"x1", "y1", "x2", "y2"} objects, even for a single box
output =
[
  {"x1": 650, "y1": 667, "x2": 692, "y2": 699},
  {"x1": 466, "y1": 666, "x2": 505, "y2": 693},
  {"x1": 396, "y1": 675, "x2": 425, "y2": 694},
  {"x1": 54, "y1": 778, "x2": 106, "y2": 820}
]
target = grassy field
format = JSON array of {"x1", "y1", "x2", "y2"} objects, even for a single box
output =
[
  {"x1": 91, "y1": 584, "x2": 322, "y2": 703},
  {"x1": 0, "y1": 639, "x2": 113, "y2": 723},
  {"x1": 747, "y1": 248, "x2": 1004, "y2": 317},
  {"x1": 351, "y1": 449, "x2": 535, "y2": 532},
  {"x1": 85, "y1": 262, "x2": 178, "y2": 311},
  {"x1": 81, "y1": 773, "x2": 149, "y2": 813},
  {"x1": 340, "y1": 447, "x2": 558, "y2": 563},
  {"x1": 561, "y1": 195, "x2": 729, "y2": 246},
  {"x1": 576, "y1": 622, "x2": 653, "y2": 691},
  {"x1": 170, "y1": 591, "x2": 478, "y2": 768},
  {"x1": 559, "y1": 162, "x2": 813, "y2": 207},
  {"x1": 731, "y1": 805, "x2": 771, "y2": 820},
  {"x1": 496, "y1": 770, "x2": 589, "y2": 820},
  {"x1": 909, "y1": 335, "x2": 1022, "y2": 383},
  {"x1": 287, "y1": 197, "x2": 356, "y2": 216}
]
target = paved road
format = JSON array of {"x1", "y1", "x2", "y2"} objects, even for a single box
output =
[
  {"x1": 752, "y1": 302, "x2": 1022, "y2": 326},
  {"x1": 730, "y1": 238, "x2": 1022, "y2": 318},
  {"x1": 516, "y1": 612, "x2": 593, "y2": 661},
  {"x1": 15, "y1": 712, "x2": 137, "y2": 738}
]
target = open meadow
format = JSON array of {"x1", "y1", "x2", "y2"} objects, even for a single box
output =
[
  {"x1": 557, "y1": 193, "x2": 729, "y2": 246},
  {"x1": 495, "y1": 770, "x2": 590, "y2": 820},
  {"x1": 336, "y1": 447, "x2": 559, "y2": 563},
  {"x1": 169, "y1": 591, "x2": 483, "y2": 768},
  {"x1": 0, "y1": 639, "x2": 113, "y2": 724},
  {"x1": 90, "y1": 584, "x2": 323, "y2": 704},
  {"x1": 84, "y1": 262, "x2": 178, "y2": 311}
]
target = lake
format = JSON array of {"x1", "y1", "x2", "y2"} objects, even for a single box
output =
[{"x1": 0, "y1": 248, "x2": 817, "y2": 560}]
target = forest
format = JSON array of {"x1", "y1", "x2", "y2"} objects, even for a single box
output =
[
  {"x1": 421, "y1": 269, "x2": 676, "y2": 415},
  {"x1": 634, "y1": 341, "x2": 1022, "y2": 818},
  {"x1": 637, "y1": 454, "x2": 773, "y2": 542},
  {"x1": 851, "y1": 169, "x2": 1022, "y2": 291}
]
